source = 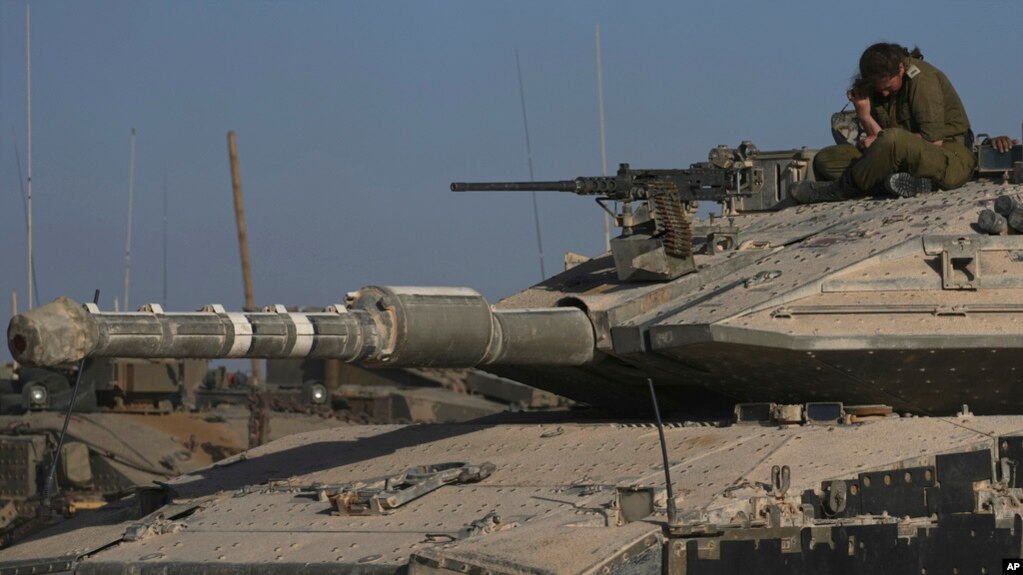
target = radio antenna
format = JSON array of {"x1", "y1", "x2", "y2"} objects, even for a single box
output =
[
  {"x1": 43, "y1": 289, "x2": 101, "y2": 507},
  {"x1": 123, "y1": 128, "x2": 136, "y2": 310},
  {"x1": 25, "y1": 4, "x2": 33, "y2": 309},
  {"x1": 596, "y1": 25, "x2": 611, "y2": 251},
  {"x1": 515, "y1": 49, "x2": 546, "y2": 280},
  {"x1": 648, "y1": 378, "x2": 678, "y2": 525},
  {"x1": 162, "y1": 174, "x2": 168, "y2": 307},
  {"x1": 13, "y1": 126, "x2": 40, "y2": 305}
]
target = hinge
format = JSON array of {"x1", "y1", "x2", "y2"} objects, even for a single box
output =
[{"x1": 941, "y1": 237, "x2": 980, "y2": 290}]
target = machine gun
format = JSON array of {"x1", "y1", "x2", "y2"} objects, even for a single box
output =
[{"x1": 453, "y1": 142, "x2": 814, "y2": 282}]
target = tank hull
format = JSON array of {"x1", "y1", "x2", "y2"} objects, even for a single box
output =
[{"x1": 3, "y1": 414, "x2": 1022, "y2": 574}]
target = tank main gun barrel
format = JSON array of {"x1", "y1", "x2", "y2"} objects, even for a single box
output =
[{"x1": 8, "y1": 287, "x2": 596, "y2": 369}]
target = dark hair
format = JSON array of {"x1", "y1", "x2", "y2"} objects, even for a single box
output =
[{"x1": 858, "y1": 43, "x2": 923, "y2": 85}]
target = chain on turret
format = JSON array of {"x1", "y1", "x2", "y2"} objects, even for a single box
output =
[{"x1": 649, "y1": 181, "x2": 692, "y2": 259}]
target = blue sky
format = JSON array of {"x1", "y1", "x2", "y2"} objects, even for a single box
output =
[{"x1": 2, "y1": 0, "x2": 1021, "y2": 362}]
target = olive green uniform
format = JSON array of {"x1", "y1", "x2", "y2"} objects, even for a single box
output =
[{"x1": 814, "y1": 58, "x2": 976, "y2": 191}]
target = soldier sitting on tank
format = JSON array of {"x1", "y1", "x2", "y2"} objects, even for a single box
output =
[{"x1": 790, "y1": 42, "x2": 977, "y2": 203}]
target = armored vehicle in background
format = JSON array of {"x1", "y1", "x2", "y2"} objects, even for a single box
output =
[
  {"x1": 1, "y1": 358, "x2": 205, "y2": 415},
  {"x1": 0, "y1": 356, "x2": 355, "y2": 548},
  {"x1": 0, "y1": 354, "x2": 563, "y2": 547},
  {"x1": 261, "y1": 358, "x2": 567, "y2": 422},
  {"x1": 0, "y1": 358, "x2": 251, "y2": 547},
  {"x1": 4, "y1": 134, "x2": 1023, "y2": 573},
  {"x1": 0, "y1": 393, "x2": 214, "y2": 547}
]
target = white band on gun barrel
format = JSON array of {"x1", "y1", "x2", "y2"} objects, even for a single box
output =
[
  {"x1": 226, "y1": 312, "x2": 253, "y2": 356},
  {"x1": 288, "y1": 313, "x2": 314, "y2": 357}
]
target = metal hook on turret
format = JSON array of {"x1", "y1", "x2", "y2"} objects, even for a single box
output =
[{"x1": 771, "y1": 465, "x2": 791, "y2": 497}]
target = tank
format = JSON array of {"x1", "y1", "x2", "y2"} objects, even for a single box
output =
[
  {"x1": 0, "y1": 358, "x2": 531, "y2": 547},
  {"x1": 0, "y1": 355, "x2": 372, "y2": 548},
  {"x1": 0, "y1": 358, "x2": 241, "y2": 547},
  {"x1": 0, "y1": 352, "x2": 564, "y2": 547},
  {"x1": 3, "y1": 134, "x2": 1023, "y2": 573}
]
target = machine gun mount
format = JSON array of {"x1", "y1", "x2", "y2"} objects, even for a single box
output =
[{"x1": 452, "y1": 142, "x2": 814, "y2": 281}]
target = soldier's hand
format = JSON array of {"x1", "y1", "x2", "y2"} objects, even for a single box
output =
[
  {"x1": 846, "y1": 89, "x2": 870, "y2": 114},
  {"x1": 861, "y1": 134, "x2": 877, "y2": 149},
  {"x1": 987, "y1": 135, "x2": 1019, "y2": 153}
]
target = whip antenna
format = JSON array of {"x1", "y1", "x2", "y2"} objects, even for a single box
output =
[
  {"x1": 43, "y1": 289, "x2": 101, "y2": 507},
  {"x1": 123, "y1": 128, "x2": 136, "y2": 310},
  {"x1": 515, "y1": 49, "x2": 546, "y2": 280},
  {"x1": 648, "y1": 378, "x2": 678, "y2": 525}
]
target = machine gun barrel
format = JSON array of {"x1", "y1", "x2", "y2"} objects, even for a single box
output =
[
  {"x1": 454, "y1": 165, "x2": 736, "y2": 201},
  {"x1": 8, "y1": 288, "x2": 596, "y2": 369},
  {"x1": 450, "y1": 181, "x2": 577, "y2": 193}
]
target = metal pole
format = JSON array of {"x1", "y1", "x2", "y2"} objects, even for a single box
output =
[
  {"x1": 596, "y1": 25, "x2": 611, "y2": 252},
  {"x1": 227, "y1": 131, "x2": 263, "y2": 386},
  {"x1": 515, "y1": 50, "x2": 546, "y2": 280},
  {"x1": 10, "y1": 290, "x2": 17, "y2": 368},
  {"x1": 123, "y1": 128, "x2": 136, "y2": 310},
  {"x1": 647, "y1": 378, "x2": 678, "y2": 525},
  {"x1": 13, "y1": 126, "x2": 40, "y2": 306},
  {"x1": 43, "y1": 289, "x2": 100, "y2": 507},
  {"x1": 162, "y1": 174, "x2": 168, "y2": 308},
  {"x1": 26, "y1": 4, "x2": 32, "y2": 309}
]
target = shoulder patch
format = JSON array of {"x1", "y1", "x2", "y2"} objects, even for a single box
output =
[{"x1": 906, "y1": 64, "x2": 921, "y2": 78}]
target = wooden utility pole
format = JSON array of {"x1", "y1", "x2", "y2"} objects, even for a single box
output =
[{"x1": 227, "y1": 131, "x2": 262, "y2": 386}]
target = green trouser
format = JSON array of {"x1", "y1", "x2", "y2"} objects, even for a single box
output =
[{"x1": 813, "y1": 128, "x2": 976, "y2": 191}]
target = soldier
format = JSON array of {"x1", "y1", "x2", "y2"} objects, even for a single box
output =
[{"x1": 791, "y1": 43, "x2": 975, "y2": 203}]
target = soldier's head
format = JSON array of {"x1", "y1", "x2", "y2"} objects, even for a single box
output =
[{"x1": 859, "y1": 43, "x2": 922, "y2": 98}]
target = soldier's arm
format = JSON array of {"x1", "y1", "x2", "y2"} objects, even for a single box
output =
[
  {"x1": 846, "y1": 90, "x2": 882, "y2": 148},
  {"x1": 906, "y1": 67, "x2": 945, "y2": 145}
]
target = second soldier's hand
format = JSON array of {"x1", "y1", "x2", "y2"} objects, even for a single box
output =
[{"x1": 989, "y1": 136, "x2": 1019, "y2": 153}]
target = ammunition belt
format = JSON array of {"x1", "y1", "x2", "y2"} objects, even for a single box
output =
[{"x1": 649, "y1": 182, "x2": 692, "y2": 259}]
